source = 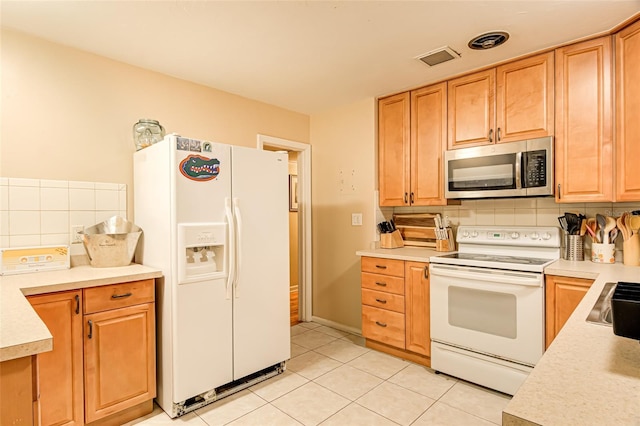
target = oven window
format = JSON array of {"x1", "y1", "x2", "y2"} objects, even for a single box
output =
[
  {"x1": 448, "y1": 153, "x2": 516, "y2": 191},
  {"x1": 448, "y1": 286, "x2": 517, "y2": 339}
]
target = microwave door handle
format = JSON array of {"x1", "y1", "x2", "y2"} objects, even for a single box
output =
[{"x1": 515, "y1": 152, "x2": 523, "y2": 189}]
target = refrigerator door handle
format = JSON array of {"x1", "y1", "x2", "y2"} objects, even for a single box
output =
[
  {"x1": 233, "y1": 197, "x2": 242, "y2": 298},
  {"x1": 225, "y1": 197, "x2": 235, "y2": 300}
]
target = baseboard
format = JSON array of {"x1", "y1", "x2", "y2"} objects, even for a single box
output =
[{"x1": 310, "y1": 315, "x2": 362, "y2": 336}]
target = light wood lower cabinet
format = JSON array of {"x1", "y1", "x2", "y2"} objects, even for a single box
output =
[
  {"x1": 545, "y1": 275, "x2": 594, "y2": 348},
  {"x1": 28, "y1": 279, "x2": 156, "y2": 426},
  {"x1": 361, "y1": 257, "x2": 430, "y2": 366},
  {"x1": 28, "y1": 290, "x2": 84, "y2": 426},
  {"x1": 0, "y1": 355, "x2": 38, "y2": 426}
]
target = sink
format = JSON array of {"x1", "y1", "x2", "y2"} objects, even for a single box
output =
[{"x1": 586, "y1": 282, "x2": 616, "y2": 326}]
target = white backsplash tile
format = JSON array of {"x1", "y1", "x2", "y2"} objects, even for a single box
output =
[
  {"x1": 1, "y1": 178, "x2": 126, "y2": 248},
  {"x1": 0, "y1": 186, "x2": 8, "y2": 210},
  {"x1": 536, "y1": 208, "x2": 561, "y2": 227},
  {"x1": 9, "y1": 186, "x2": 40, "y2": 210},
  {"x1": 9, "y1": 211, "x2": 41, "y2": 235},
  {"x1": 494, "y1": 208, "x2": 516, "y2": 225},
  {"x1": 475, "y1": 209, "x2": 495, "y2": 225},
  {"x1": 9, "y1": 235, "x2": 41, "y2": 247},
  {"x1": 41, "y1": 187, "x2": 69, "y2": 211},
  {"x1": 96, "y1": 189, "x2": 120, "y2": 211},
  {"x1": 41, "y1": 211, "x2": 70, "y2": 234},
  {"x1": 69, "y1": 188, "x2": 96, "y2": 210},
  {"x1": 514, "y1": 209, "x2": 537, "y2": 226}
]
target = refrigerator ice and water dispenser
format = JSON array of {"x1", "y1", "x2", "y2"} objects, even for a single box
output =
[{"x1": 177, "y1": 223, "x2": 226, "y2": 284}]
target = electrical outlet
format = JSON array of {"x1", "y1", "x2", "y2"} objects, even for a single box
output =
[
  {"x1": 71, "y1": 225, "x2": 84, "y2": 244},
  {"x1": 352, "y1": 213, "x2": 363, "y2": 226}
]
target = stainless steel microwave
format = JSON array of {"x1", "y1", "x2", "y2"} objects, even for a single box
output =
[{"x1": 444, "y1": 137, "x2": 553, "y2": 199}]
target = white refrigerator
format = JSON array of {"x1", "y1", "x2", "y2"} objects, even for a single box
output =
[{"x1": 134, "y1": 134, "x2": 290, "y2": 417}]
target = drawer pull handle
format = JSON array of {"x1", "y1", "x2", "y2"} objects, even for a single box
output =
[
  {"x1": 87, "y1": 320, "x2": 93, "y2": 339},
  {"x1": 375, "y1": 265, "x2": 387, "y2": 269},
  {"x1": 111, "y1": 292, "x2": 133, "y2": 299},
  {"x1": 375, "y1": 321, "x2": 387, "y2": 327},
  {"x1": 375, "y1": 281, "x2": 387, "y2": 287},
  {"x1": 75, "y1": 294, "x2": 80, "y2": 315},
  {"x1": 375, "y1": 298, "x2": 387, "y2": 304}
]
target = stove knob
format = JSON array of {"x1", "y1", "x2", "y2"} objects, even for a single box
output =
[
  {"x1": 510, "y1": 232, "x2": 520, "y2": 239},
  {"x1": 531, "y1": 232, "x2": 540, "y2": 240},
  {"x1": 462, "y1": 231, "x2": 469, "y2": 238},
  {"x1": 542, "y1": 232, "x2": 551, "y2": 240},
  {"x1": 471, "y1": 231, "x2": 479, "y2": 238}
]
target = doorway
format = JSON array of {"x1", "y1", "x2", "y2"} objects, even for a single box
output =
[{"x1": 257, "y1": 135, "x2": 311, "y2": 324}]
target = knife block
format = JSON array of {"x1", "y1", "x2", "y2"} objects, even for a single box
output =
[
  {"x1": 380, "y1": 230, "x2": 404, "y2": 249},
  {"x1": 436, "y1": 228, "x2": 456, "y2": 252}
]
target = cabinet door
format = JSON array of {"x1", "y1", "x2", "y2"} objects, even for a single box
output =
[
  {"x1": 84, "y1": 303, "x2": 155, "y2": 423},
  {"x1": 447, "y1": 69, "x2": 495, "y2": 149},
  {"x1": 411, "y1": 83, "x2": 447, "y2": 205},
  {"x1": 545, "y1": 275, "x2": 594, "y2": 349},
  {"x1": 496, "y1": 52, "x2": 554, "y2": 143},
  {"x1": 555, "y1": 36, "x2": 613, "y2": 202},
  {"x1": 28, "y1": 291, "x2": 84, "y2": 426},
  {"x1": 404, "y1": 262, "x2": 430, "y2": 357},
  {"x1": 616, "y1": 20, "x2": 640, "y2": 201},
  {"x1": 378, "y1": 92, "x2": 410, "y2": 206}
]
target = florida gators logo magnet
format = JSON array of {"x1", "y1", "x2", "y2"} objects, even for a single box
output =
[{"x1": 179, "y1": 155, "x2": 220, "y2": 181}]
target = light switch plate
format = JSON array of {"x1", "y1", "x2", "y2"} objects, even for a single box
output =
[{"x1": 352, "y1": 213, "x2": 363, "y2": 226}]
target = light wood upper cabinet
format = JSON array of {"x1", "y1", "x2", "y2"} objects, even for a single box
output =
[
  {"x1": 378, "y1": 92, "x2": 410, "y2": 206},
  {"x1": 496, "y1": 52, "x2": 555, "y2": 143},
  {"x1": 545, "y1": 275, "x2": 594, "y2": 349},
  {"x1": 448, "y1": 52, "x2": 554, "y2": 149},
  {"x1": 404, "y1": 261, "x2": 430, "y2": 357},
  {"x1": 616, "y1": 19, "x2": 640, "y2": 201},
  {"x1": 555, "y1": 36, "x2": 613, "y2": 203},
  {"x1": 378, "y1": 85, "x2": 450, "y2": 207},
  {"x1": 410, "y1": 83, "x2": 448, "y2": 206},
  {"x1": 28, "y1": 291, "x2": 84, "y2": 426},
  {"x1": 447, "y1": 69, "x2": 495, "y2": 148}
]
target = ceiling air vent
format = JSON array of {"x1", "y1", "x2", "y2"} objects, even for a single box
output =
[
  {"x1": 468, "y1": 31, "x2": 510, "y2": 50},
  {"x1": 416, "y1": 46, "x2": 461, "y2": 67}
]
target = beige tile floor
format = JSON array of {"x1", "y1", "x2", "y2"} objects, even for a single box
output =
[{"x1": 125, "y1": 322, "x2": 511, "y2": 426}]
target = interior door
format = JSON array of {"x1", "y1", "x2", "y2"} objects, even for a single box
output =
[{"x1": 231, "y1": 146, "x2": 290, "y2": 380}]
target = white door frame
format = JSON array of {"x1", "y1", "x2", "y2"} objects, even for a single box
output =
[{"x1": 257, "y1": 134, "x2": 312, "y2": 322}]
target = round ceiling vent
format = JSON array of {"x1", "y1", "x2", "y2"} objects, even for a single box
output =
[{"x1": 468, "y1": 31, "x2": 510, "y2": 50}]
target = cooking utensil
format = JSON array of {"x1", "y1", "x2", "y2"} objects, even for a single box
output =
[
  {"x1": 603, "y1": 216, "x2": 616, "y2": 245},
  {"x1": 629, "y1": 216, "x2": 640, "y2": 236},
  {"x1": 617, "y1": 214, "x2": 630, "y2": 241},
  {"x1": 586, "y1": 218, "x2": 599, "y2": 243},
  {"x1": 596, "y1": 214, "x2": 607, "y2": 243}
]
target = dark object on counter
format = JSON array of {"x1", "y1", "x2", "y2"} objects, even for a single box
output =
[
  {"x1": 377, "y1": 220, "x2": 396, "y2": 233},
  {"x1": 611, "y1": 281, "x2": 640, "y2": 341}
]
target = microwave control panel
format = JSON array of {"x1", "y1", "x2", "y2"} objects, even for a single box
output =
[{"x1": 523, "y1": 150, "x2": 547, "y2": 188}]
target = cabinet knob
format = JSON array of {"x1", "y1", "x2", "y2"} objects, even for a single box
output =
[
  {"x1": 497, "y1": 127, "x2": 501, "y2": 141},
  {"x1": 404, "y1": 192, "x2": 408, "y2": 204},
  {"x1": 489, "y1": 128, "x2": 494, "y2": 142},
  {"x1": 111, "y1": 292, "x2": 133, "y2": 299},
  {"x1": 375, "y1": 281, "x2": 387, "y2": 287},
  {"x1": 375, "y1": 321, "x2": 387, "y2": 327},
  {"x1": 375, "y1": 298, "x2": 387, "y2": 304},
  {"x1": 75, "y1": 294, "x2": 80, "y2": 315},
  {"x1": 87, "y1": 320, "x2": 93, "y2": 339}
]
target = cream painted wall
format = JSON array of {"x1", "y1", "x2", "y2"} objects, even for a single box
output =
[
  {"x1": 0, "y1": 29, "x2": 309, "y2": 218},
  {"x1": 310, "y1": 98, "x2": 376, "y2": 330}
]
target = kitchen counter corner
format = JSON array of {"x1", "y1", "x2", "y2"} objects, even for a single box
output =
[
  {"x1": 356, "y1": 246, "x2": 443, "y2": 262},
  {"x1": 503, "y1": 261, "x2": 640, "y2": 425},
  {"x1": 0, "y1": 264, "x2": 163, "y2": 362}
]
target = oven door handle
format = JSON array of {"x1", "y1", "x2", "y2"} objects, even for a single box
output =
[{"x1": 429, "y1": 264, "x2": 542, "y2": 287}]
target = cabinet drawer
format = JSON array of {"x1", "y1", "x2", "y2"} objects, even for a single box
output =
[
  {"x1": 84, "y1": 279, "x2": 154, "y2": 314},
  {"x1": 361, "y1": 272, "x2": 404, "y2": 295},
  {"x1": 362, "y1": 305, "x2": 405, "y2": 349},
  {"x1": 362, "y1": 288, "x2": 405, "y2": 313},
  {"x1": 361, "y1": 257, "x2": 404, "y2": 277}
]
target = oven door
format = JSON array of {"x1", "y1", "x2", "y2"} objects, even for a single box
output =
[{"x1": 429, "y1": 263, "x2": 544, "y2": 366}]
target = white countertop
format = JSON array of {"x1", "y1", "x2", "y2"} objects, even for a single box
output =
[
  {"x1": 0, "y1": 264, "x2": 163, "y2": 362},
  {"x1": 356, "y1": 246, "x2": 443, "y2": 262}
]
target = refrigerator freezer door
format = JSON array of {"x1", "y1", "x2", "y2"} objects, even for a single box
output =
[{"x1": 230, "y1": 146, "x2": 291, "y2": 380}]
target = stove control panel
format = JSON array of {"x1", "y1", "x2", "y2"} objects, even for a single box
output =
[{"x1": 457, "y1": 226, "x2": 561, "y2": 248}]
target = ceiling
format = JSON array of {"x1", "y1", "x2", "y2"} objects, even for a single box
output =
[{"x1": 1, "y1": 1, "x2": 639, "y2": 115}]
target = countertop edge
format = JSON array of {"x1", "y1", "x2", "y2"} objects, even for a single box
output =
[{"x1": 0, "y1": 264, "x2": 163, "y2": 362}]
